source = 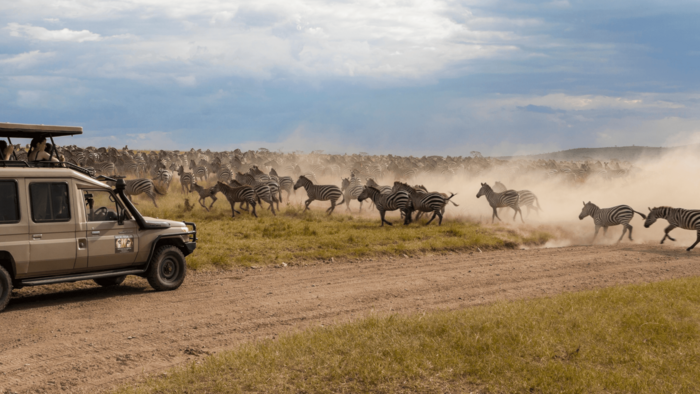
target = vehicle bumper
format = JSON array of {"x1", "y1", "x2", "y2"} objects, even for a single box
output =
[{"x1": 184, "y1": 242, "x2": 197, "y2": 256}]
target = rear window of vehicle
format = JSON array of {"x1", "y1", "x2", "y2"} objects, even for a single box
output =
[
  {"x1": 0, "y1": 181, "x2": 20, "y2": 223},
  {"x1": 30, "y1": 182, "x2": 71, "y2": 222}
]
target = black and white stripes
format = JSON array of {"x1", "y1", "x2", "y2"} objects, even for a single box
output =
[
  {"x1": 294, "y1": 175, "x2": 344, "y2": 215},
  {"x1": 476, "y1": 183, "x2": 522, "y2": 223},
  {"x1": 579, "y1": 201, "x2": 646, "y2": 243},
  {"x1": 357, "y1": 186, "x2": 411, "y2": 226},
  {"x1": 644, "y1": 206, "x2": 700, "y2": 251}
]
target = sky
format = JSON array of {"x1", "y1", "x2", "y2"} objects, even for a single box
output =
[{"x1": 1, "y1": 0, "x2": 699, "y2": 156}]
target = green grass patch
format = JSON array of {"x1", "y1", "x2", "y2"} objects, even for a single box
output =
[
  {"x1": 117, "y1": 277, "x2": 700, "y2": 393},
  {"x1": 135, "y1": 185, "x2": 551, "y2": 269}
]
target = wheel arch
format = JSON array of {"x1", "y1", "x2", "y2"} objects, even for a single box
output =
[{"x1": 0, "y1": 251, "x2": 16, "y2": 280}]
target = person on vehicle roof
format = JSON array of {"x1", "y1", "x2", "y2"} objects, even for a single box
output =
[
  {"x1": 28, "y1": 137, "x2": 64, "y2": 162},
  {"x1": 0, "y1": 141, "x2": 13, "y2": 161}
]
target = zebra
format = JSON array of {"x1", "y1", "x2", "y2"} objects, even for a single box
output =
[
  {"x1": 579, "y1": 202, "x2": 647, "y2": 243},
  {"x1": 270, "y1": 168, "x2": 294, "y2": 202},
  {"x1": 189, "y1": 159, "x2": 209, "y2": 181},
  {"x1": 493, "y1": 181, "x2": 542, "y2": 217},
  {"x1": 211, "y1": 181, "x2": 257, "y2": 218},
  {"x1": 476, "y1": 183, "x2": 523, "y2": 223},
  {"x1": 393, "y1": 182, "x2": 455, "y2": 225},
  {"x1": 86, "y1": 157, "x2": 115, "y2": 176},
  {"x1": 235, "y1": 172, "x2": 278, "y2": 214},
  {"x1": 108, "y1": 179, "x2": 164, "y2": 208},
  {"x1": 644, "y1": 206, "x2": 700, "y2": 251},
  {"x1": 154, "y1": 168, "x2": 173, "y2": 191},
  {"x1": 293, "y1": 175, "x2": 344, "y2": 215},
  {"x1": 177, "y1": 165, "x2": 194, "y2": 194},
  {"x1": 341, "y1": 177, "x2": 365, "y2": 212},
  {"x1": 357, "y1": 186, "x2": 411, "y2": 226},
  {"x1": 191, "y1": 182, "x2": 217, "y2": 212}
]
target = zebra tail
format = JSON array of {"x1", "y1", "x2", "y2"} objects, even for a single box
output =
[
  {"x1": 633, "y1": 210, "x2": 647, "y2": 219},
  {"x1": 447, "y1": 192, "x2": 459, "y2": 206},
  {"x1": 337, "y1": 196, "x2": 345, "y2": 205}
]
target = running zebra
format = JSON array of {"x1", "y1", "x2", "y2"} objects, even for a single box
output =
[
  {"x1": 189, "y1": 159, "x2": 209, "y2": 181},
  {"x1": 357, "y1": 186, "x2": 411, "y2": 226},
  {"x1": 154, "y1": 168, "x2": 173, "y2": 190},
  {"x1": 579, "y1": 201, "x2": 646, "y2": 243},
  {"x1": 476, "y1": 183, "x2": 523, "y2": 223},
  {"x1": 235, "y1": 172, "x2": 279, "y2": 213},
  {"x1": 293, "y1": 175, "x2": 344, "y2": 215},
  {"x1": 341, "y1": 177, "x2": 365, "y2": 212},
  {"x1": 108, "y1": 179, "x2": 164, "y2": 208},
  {"x1": 493, "y1": 181, "x2": 542, "y2": 217},
  {"x1": 177, "y1": 165, "x2": 194, "y2": 194},
  {"x1": 191, "y1": 182, "x2": 217, "y2": 212},
  {"x1": 644, "y1": 206, "x2": 700, "y2": 251},
  {"x1": 211, "y1": 181, "x2": 257, "y2": 218},
  {"x1": 270, "y1": 168, "x2": 294, "y2": 202},
  {"x1": 393, "y1": 182, "x2": 455, "y2": 225}
]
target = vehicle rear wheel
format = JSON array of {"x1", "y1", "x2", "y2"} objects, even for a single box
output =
[
  {"x1": 0, "y1": 266, "x2": 12, "y2": 312},
  {"x1": 146, "y1": 245, "x2": 187, "y2": 291},
  {"x1": 93, "y1": 275, "x2": 126, "y2": 287}
]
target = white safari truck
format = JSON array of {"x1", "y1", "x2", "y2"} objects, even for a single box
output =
[{"x1": 0, "y1": 123, "x2": 197, "y2": 312}]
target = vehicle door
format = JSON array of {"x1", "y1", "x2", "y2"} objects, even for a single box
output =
[
  {"x1": 82, "y1": 189, "x2": 140, "y2": 269},
  {"x1": 27, "y1": 179, "x2": 77, "y2": 275},
  {"x1": 0, "y1": 178, "x2": 29, "y2": 277}
]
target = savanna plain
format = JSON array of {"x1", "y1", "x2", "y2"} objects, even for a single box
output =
[{"x1": 3, "y1": 150, "x2": 700, "y2": 393}]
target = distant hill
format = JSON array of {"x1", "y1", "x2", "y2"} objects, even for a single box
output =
[{"x1": 499, "y1": 145, "x2": 697, "y2": 162}]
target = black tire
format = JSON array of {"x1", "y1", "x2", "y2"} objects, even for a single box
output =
[
  {"x1": 0, "y1": 266, "x2": 12, "y2": 313},
  {"x1": 146, "y1": 245, "x2": 187, "y2": 291},
  {"x1": 93, "y1": 275, "x2": 126, "y2": 287}
]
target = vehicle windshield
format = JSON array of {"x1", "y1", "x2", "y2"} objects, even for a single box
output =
[{"x1": 83, "y1": 190, "x2": 131, "y2": 222}]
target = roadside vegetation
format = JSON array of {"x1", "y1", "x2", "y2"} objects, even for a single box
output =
[
  {"x1": 116, "y1": 276, "x2": 700, "y2": 393},
  {"x1": 135, "y1": 184, "x2": 551, "y2": 269}
]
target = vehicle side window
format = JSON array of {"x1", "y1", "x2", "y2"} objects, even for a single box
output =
[
  {"x1": 29, "y1": 183, "x2": 71, "y2": 222},
  {"x1": 0, "y1": 181, "x2": 20, "y2": 223},
  {"x1": 83, "y1": 190, "x2": 125, "y2": 222}
]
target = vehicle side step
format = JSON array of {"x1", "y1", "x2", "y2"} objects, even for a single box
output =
[{"x1": 18, "y1": 269, "x2": 145, "y2": 287}]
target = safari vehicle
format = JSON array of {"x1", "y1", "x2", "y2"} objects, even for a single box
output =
[{"x1": 0, "y1": 123, "x2": 197, "y2": 312}]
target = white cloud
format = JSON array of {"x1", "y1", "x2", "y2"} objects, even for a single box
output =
[
  {"x1": 7, "y1": 23, "x2": 101, "y2": 42},
  {"x1": 477, "y1": 93, "x2": 686, "y2": 112},
  {"x1": 0, "y1": 50, "x2": 55, "y2": 68}
]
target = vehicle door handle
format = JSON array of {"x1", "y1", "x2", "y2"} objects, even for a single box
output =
[
  {"x1": 92, "y1": 231, "x2": 101, "y2": 235},
  {"x1": 32, "y1": 234, "x2": 42, "y2": 239}
]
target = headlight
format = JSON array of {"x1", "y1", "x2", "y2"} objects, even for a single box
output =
[{"x1": 179, "y1": 226, "x2": 189, "y2": 233}]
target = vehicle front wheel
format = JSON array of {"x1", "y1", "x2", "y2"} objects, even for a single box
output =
[
  {"x1": 93, "y1": 275, "x2": 126, "y2": 287},
  {"x1": 146, "y1": 246, "x2": 187, "y2": 291},
  {"x1": 0, "y1": 266, "x2": 12, "y2": 312}
]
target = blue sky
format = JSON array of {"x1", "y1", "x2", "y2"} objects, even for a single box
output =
[{"x1": 1, "y1": 0, "x2": 699, "y2": 155}]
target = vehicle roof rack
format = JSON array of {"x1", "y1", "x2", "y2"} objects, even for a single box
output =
[{"x1": 0, "y1": 123, "x2": 83, "y2": 138}]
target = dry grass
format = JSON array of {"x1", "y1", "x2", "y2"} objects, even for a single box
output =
[
  {"x1": 134, "y1": 181, "x2": 551, "y2": 269},
  {"x1": 116, "y1": 276, "x2": 700, "y2": 393}
]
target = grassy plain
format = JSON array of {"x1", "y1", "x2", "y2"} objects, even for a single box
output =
[
  {"x1": 117, "y1": 276, "x2": 700, "y2": 393},
  {"x1": 135, "y1": 182, "x2": 551, "y2": 269}
]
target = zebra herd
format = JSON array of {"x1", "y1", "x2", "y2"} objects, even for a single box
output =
[{"x1": 8, "y1": 142, "x2": 693, "y2": 251}]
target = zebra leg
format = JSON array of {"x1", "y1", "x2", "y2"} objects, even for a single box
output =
[
  {"x1": 251, "y1": 202, "x2": 258, "y2": 218},
  {"x1": 229, "y1": 201, "x2": 236, "y2": 218},
  {"x1": 661, "y1": 225, "x2": 677, "y2": 243},
  {"x1": 425, "y1": 211, "x2": 438, "y2": 225},
  {"x1": 627, "y1": 224, "x2": 633, "y2": 241},
  {"x1": 209, "y1": 195, "x2": 217, "y2": 210},
  {"x1": 269, "y1": 198, "x2": 277, "y2": 216},
  {"x1": 304, "y1": 199, "x2": 312, "y2": 211},
  {"x1": 149, "y1": 192, "x2": 158, "y2": 208},
  {"x1": 380, "y1": 210, "x2": 392, "y2": 226},
  {"x1": 326, "y1": 200, "x2": 337, "y2": 215},
  {"x1": 603, "y1": 227, "x2": 608, "y2": 236},
  {"x1": 591, "y1": 225, "x2": 601, "y2": 244},
  {"x1": 617, "y1": 225, "x2": 628, "y2": 243},
  {"x1": 199, "y1": 197, "x2": 210, "y2": 212},
  {"x1": 687, "y1": 230, "x2": 700, "y2": 251},
  {"x1": 513, "y1": 207, "x2": 524, "y2": 223}
]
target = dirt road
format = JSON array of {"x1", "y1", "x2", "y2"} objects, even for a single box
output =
[{"x1": 2, "y1": 244, "x2": 699, "y2": 393}]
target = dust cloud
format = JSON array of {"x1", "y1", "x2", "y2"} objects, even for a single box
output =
[{"x1": 302, "y1": 147, "x2": 700, "y2": 250}]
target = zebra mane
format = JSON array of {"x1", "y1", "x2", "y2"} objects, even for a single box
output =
[{"x1": 366, "y1": 186, "x2": 381, "y2": 193}]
